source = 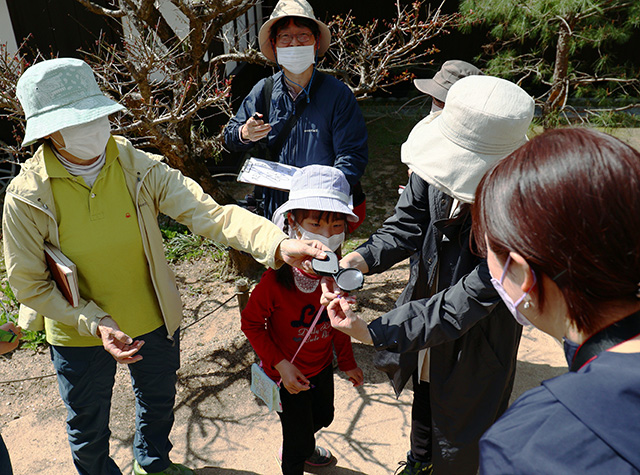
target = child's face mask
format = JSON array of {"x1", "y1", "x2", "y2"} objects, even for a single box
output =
[
  {"x1": 289, "y1": 214, "x2": 345, "y2": 252},
  {"x1": 299, "y1": 228, "x2": 345, "y2": 252}
]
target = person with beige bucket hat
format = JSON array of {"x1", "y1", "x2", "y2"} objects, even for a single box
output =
[
  {"x1": 323, "y1": 75, "x2": 534, "y2": 474},
  {"x1": 224, "y1": 0, "x2": 368, "y2": 222}
]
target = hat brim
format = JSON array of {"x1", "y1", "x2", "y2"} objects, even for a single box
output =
[
  {"x1": 259, "y1": 15, "x2": 331, "y2": 63},
  {"x1": 401, "y1": 114, "x2": 526, "y2": 203},
  {"x1": 273, "y1": 195, "x2": 359, "y2": 225},
  {"x1": 413, "y1": 78, "x2": 447, "y2": 102},
  {"x1": 22, "y1": 94, "x2": 125, "y2": 147}
]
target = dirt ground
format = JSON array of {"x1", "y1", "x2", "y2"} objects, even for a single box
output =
[{"x1": 0, "y1": 255, "x2": 567, "y2": 475}]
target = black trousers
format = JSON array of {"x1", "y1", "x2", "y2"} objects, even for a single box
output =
[
  {"x1": 410, "y1": 370, "x2": 433, "y2": 463},
  {"x1": 277, "y1": 364, "x2": 334, "y2": 475}
]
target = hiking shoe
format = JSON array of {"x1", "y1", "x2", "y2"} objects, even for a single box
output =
[
  {"x1": 394, "y1": 452, "x2": 433, "y2": 475},
  {"x1": 277, "y1": 445, "x2": 333, "y2": 466},
  {"x1": 132, "y1": 460, "x2": 194, "y2": 475},
  {"x1": 305, "y1": 446, "x2": 333, "y2": 466}
]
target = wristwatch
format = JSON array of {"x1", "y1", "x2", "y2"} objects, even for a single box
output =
[{"x1": 0, "y1": 329, "x2": 17, "y2": 343}]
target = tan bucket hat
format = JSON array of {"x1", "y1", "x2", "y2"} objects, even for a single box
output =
[
  {"x1": 258, "y1": 0, "x2": 331, "y2": 63},
  {"x1": 401, "y1": 75, "x2": 534, "y2": 204}
]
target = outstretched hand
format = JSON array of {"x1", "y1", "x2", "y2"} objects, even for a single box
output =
[
  {"x1": 278, "y1": 239, "x2": 328, "y2": 274},
  {"x1": 97, "y1": 316, "x2": 144, "y2": 364}
]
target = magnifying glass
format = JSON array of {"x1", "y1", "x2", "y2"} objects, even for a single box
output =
[{"x1": 311, "y1": 251, "x2": 364, "y2": 293}]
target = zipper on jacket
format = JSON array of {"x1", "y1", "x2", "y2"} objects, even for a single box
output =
[
  {"x1": 134, "y1": 164, "x2": 174, "y2": 338},
  {"x1": 8, "y1": 192, "x2": 61, "y2": 245}
]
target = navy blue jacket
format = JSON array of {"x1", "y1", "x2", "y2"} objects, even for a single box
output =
[
  {"x1": 224, "y1": 71, "x2": 368, "y2": 218},
  {"x1": 481, "y1": 350, "x2": 640, "y2": 473}
]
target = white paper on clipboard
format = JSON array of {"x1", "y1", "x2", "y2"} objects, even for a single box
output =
[{"x1": 237, "y1": 157, "x2": 300, "y2": 191}]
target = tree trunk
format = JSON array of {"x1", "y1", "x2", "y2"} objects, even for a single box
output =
[
  {"x1": 542, "y1": 19, "x2": 572, "y2": 129},
  {"x1": 223, "y1": 248, "x2": 266, "y2": 280}
]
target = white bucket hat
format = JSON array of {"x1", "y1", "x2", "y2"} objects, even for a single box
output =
[
  {"x1": 401, "y1": 75, "x2": 534, "y2": 203},
  {"x1": 258, "y1": 0, "x2": 331, "y2": 63},
  {"x1": 16, "y1": 58, "x2": 125, "y2": 147},
  {"x1": 273, "y1": 165, "x2": 358, "y2": 224}
]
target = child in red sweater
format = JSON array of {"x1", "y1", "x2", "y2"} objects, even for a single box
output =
[{"x1": 241, "y1": 165, "x2": 364, "y2": 475}]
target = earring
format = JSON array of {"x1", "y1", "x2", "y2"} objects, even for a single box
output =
[{"x1": 523, "y1": 296, "x2": 534, "y2": 309}]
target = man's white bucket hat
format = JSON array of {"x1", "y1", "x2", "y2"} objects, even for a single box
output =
[
  {"x1": 402, "y1": 75, "x2": 534, "y2": 203},
  {"x1": 259, "y1": 0, "x2": 331, "y2": 63},
  {"x1": 16, "y1": 58, "x2": 125, "y2": 147},
  {"x1": 273, "y1": 165, "x2": 358, "y2": 224}
]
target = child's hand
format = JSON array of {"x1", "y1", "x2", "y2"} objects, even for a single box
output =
[
  {"x1": 345, "y1": 367, "x2": 364, "y2": 387},
  {"x1": 275, "y1": 359, "x2": 312, "y2": 394}
]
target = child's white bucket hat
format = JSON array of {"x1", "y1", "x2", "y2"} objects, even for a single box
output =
[
  {"x1": 258, "y1": 0, "x2": 331, "y2": 63},
  {"x1": 16, "y1": 58, "x2": 125, "y2": 147},
  {"x1": 401, "y1": 75, "x2": 534, "y2": 203},
  {"x1": 273, "y1": 165, "x2": 358, "y2": 223}
]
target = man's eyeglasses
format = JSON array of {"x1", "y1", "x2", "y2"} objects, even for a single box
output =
[{"x1": 276, "y1": 33, "x2": 314, "y2": 46}]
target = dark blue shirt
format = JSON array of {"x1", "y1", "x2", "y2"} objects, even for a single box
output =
[{"x1": 480, "y1": 351, "x2": 640, "y2": 473}]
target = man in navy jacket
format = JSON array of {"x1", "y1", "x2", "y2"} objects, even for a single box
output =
[{"x1": 224, "y1": 0, "x2": 368, "y2": 220}]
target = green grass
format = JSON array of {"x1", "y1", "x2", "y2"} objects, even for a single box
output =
[
  {"x1": 161, "y1": 226, "x2": 227, "y2": 263},
  {"x1": 353, "y1": 100, "x2": 425, "y2": 240}
]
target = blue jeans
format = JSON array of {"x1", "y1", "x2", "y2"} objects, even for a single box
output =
[{"x1": 51, "y1": 326, "x2": 180, "y2": 475}]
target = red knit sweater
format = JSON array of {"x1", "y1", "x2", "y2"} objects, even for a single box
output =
[{"x1": 241, "y1": 268, "x2": 357, "y2": 381}]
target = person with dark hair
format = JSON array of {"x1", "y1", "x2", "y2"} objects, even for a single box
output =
[
  {"x1": 4, "y1": 57, "x2": 328, "y2": 475},
  {"x1": 223, "y1": 0, "x2": 368, "y2": 224},
  {"x1": 472, "y1": 128, "x2": 640, "y2": 473},
  {"x1": 241, "y1": 165, "x2": 363, "y2": 474},
  {"x1": 323, "y1": 75, "x2": 534, "y2": 475}
]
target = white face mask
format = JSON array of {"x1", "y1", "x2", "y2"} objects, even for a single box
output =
[
  {"x1": 290, "y1": 222, "x2": 345, "y2": 252},
  {"x1": 276, "y1": 45, "x2": 315, "y2": 75},
  {"x1": 55, "y1": 116, "x2": 111, "y2": 161}
]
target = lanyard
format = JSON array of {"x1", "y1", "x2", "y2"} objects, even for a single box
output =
[
  {"x1": 570, "y1": 309, "x2": 640, "y2": 372},
  {"x1": 271, "y1": 305, "x2": 325, "y2": 386}
]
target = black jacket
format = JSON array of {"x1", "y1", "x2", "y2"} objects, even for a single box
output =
[{"x1": 357, "y1": 172, "x2": 522, "y2": 474}]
